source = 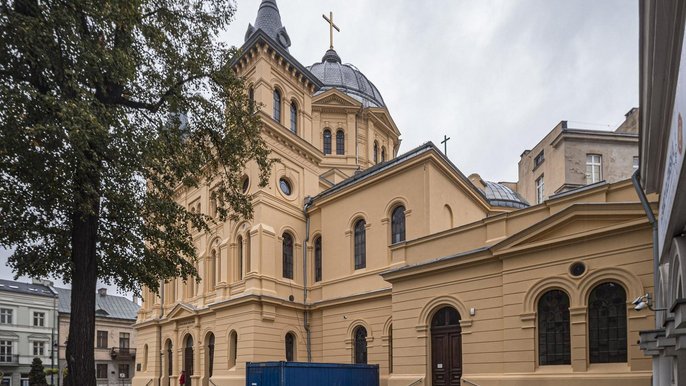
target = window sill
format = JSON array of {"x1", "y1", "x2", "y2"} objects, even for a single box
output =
[
  {"x1": 535, "y1": 364, "x2": 573, "y2": 373},
  {"x1": 587, "y1": 362, "x2": 630, "y2": 373}
]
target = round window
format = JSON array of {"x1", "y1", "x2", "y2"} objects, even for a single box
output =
[
  {"x1": 279, "y1": 178, "x2": 292, "y2": 196},
  {"x1": 242, "y1": 176, "x2": 250, "y2": 193},
  {"x1": 569, "y1": 262, "x2": 586, "y2": 277}
]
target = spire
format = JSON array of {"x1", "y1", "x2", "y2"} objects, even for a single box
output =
[{"x1": 245, "y1": 0, "x2": 291, "y2": 51}]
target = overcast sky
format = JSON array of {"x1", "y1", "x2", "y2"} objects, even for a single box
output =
[{"x1": 0, "y1": 0, "x2": 639, "y2": 293}]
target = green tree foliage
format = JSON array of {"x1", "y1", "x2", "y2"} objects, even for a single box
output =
[
  {"x1": 0, "y1": 1, "x2": 271, "y2": 385},
  {"x1": 29, "y1": 357, "x2": 47, "y2": 386}
]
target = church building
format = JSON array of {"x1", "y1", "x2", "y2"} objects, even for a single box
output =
[{"x1": 133, "y1": 1, "x2": 655, "y2": 385}]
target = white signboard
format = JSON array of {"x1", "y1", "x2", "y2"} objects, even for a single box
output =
[{"x1": 659, "y1": 31, "x2": 686, "y2": 256}]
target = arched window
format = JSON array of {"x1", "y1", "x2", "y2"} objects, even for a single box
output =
[
  {"x1": 314, "y1": 236, "x2": 322, "y2": 282},
  {"x1": 538, "y1": 289, "x2": 571, "y2": 365},
  {"x1": 208, "y1": 249, "x2": 217, "y2": 290},
  {"x1": 245, "y1": 231, "x2": 251, "y2": 275},
  {"x1": 248, "y1": 86, "x2": 254, "y2": 112},
  {"x1": 207, "y1": 333, "x2": 215, "y2": 377},
  {"x1": 273, "y1": 88, "x2": 281, "y2": 123},
  {"x1": 388, "y1": 324, "x2": 393, "y2": 373},
  {"x1": 166, "y1": 340, "x2": 173, "y2": 376},
  {"x1": 323, "y1": 129, "x2": 332, "y2": 155},
  {"x1": 290, "y1": 101, "x2": 297, "y2": 133},
  {"x1": 381, "y1": 146, "x2": 386, "y2": 162},
  {"x1": 336, "y1": 130, "x2": 345, "y2": 155},
  {"x1": 353, "y1": 326, "x2": 368, "y2": 364},
  {"x1": 237, "y1": 235, "x2": 243, "y2": 280},
  {"x1": 184, "y1": 335, "x2": 194, "y2": 377},
  {"x1": 354, "y1": 219, "x2": 366, "y2": 269},
  {"x1": 588, "y1": 282, "x2": 627, "y2": 363},
  {"x1": 282, "y1": 233, "x2": 294, "y2": 279},
  {"x1": 228, "y1": 330, "x2": 238, "y2": 368},
  {"x1": 373, "y1": 141, "x2": 379, "y2": 164},
  {"x1": 285, "y1": 332, "x2": 296, "y2": 361},
  {"x1": 391, "y1": 206, "x2": 406, "y2": 244}
]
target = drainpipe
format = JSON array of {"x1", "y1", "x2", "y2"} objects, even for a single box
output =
[
  {"x1": 158, "y1": 281, "x2": 165, "y2": 386},
  {"x1": 631, "y1": 169, "x2": 661, "y2": 323},
  {"x1": 302, "y1": 196, "x2": 314, "y2": 362},
  {"x1": 355, "y1": 106, "x2": 363, "y2": 167}
]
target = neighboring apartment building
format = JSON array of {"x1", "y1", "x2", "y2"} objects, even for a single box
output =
[
  {"x1": 56, "y1": 287, "x2": 139, "y2": 386},
  {"x1": 515, "y1": 108, "x2": 639, "y2": 204},
  {"x1": 132, "y1": 2, "x2": 654, "y2": 386},
  {"x1": 638, "y1": 1, "x2": 686, "y2": 385},
  {"x1": 0, "y1": 279, "x2": 58, "y2": 386}
]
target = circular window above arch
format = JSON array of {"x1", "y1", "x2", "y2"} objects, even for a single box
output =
[
  {"x1": 569, "y1": 262, "x2": 587, "y2": 277},
  {"x1": 279, "y1": 178, "x2": 292, "y2": 196}
]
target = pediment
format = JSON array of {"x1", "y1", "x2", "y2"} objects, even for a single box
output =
[
  {"x1": 492, "y1": 203, "x2": 648, "y2": 254},
  {"x1": 320, "y1": 168, "x2": 351, "y2": 185},
  {"x1": 312, "y1": 89, "x2": 361, "y2": 108},
  {"x1": 369, "y1": 108, "x2": 401, "y2": 137},
  {"x1": 166, "y1": 303, "x2": 197, "y2": 320}
]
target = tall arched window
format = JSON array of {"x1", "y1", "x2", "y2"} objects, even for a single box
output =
[
  {"x1": 538, "y1": 289, "x2": 571, "y2": 365},
  {"x1": 381, "y1": 146, "x2": 386, "y2": 162},
  {"x1": 273, "y1": 88, "x2": 281, "y2": 123},
  {"x1": 354, "y1": 219, "x2": 366, "y2": 269},
  {"x1": 290, "y1": 101, "x2": 297, "y2": 133},
  {"x1": 207, "y1": 333, "x2": 215, "y2": 377},
  {"x1": 336, "y1": 130, "x2": 345, "y2": 155},
  {"x1": 282, "y1": 233, "x2": 294, "y2": 279},
  {"x1": 323, "y1": 129, "x2": 332, "y2": 155},
  {"x1": 208, "y1": 249, "x2": 217, "y2": 290},
  {"x1": 166, "y1": 340, "x2": 173, "y2": 377},
  {"x1": 373, "y1": 141, "x2": 379, "y2": 164},
  {"x1": 285, "y1": 332, "x2": 296, "y2": 361},
  {"x1": 391, "y1": 206, "x2": 406, "y2": 244},
  {"x1": 228, "y1": 330, "x2": 238, "y2": 368},
  {"x1": 353, "y1": 326, "x2": 368, "y2": 364},
  {"x1": 184, "y1": 335, "x2": 194, "y2": 378},
  {"x1": 588, "y1": 282, "x2": 627, "y2": 363},
  {"x1": 248, "y1": 86, "x2": 254, "y2": 112},
  {"x1": 245, "y1": 231, "x2": 251, "y2": 275},
  {"x1": 388, "y1": 324, "x2": 393, "y2": 373},
  {"x1": 314, "y1": 236, "x2": 322, "y2": 282},
  {"x1": 237, "y1": 235, "x2": 243, "y2": 280}
]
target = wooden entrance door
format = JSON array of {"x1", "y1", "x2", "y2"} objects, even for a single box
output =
[{"x1": 431, "y1": 307, "x2": 462, "y2": 386}]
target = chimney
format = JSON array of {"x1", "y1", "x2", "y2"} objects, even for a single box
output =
[{"x1": 98, "y1": 288, "x2": 107, "y2": 297}]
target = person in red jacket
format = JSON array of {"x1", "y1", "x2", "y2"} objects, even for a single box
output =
[{"x1": 179, "y1": 370, "x2": 186, "y2": 386}]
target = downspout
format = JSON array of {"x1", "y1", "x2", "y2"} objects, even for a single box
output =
[
  {"x1": 355, "y1": 106, "x2": 363, "y2": 167},
  {"x1": 303, "y1": 196, "x2": 314, "y2": 362},
  {"x1": 632, "y1": 169, "x2": 661, "y2": 322},
  {"x1": 158, "y1": 281, "x2": 165, "y2": 386}
]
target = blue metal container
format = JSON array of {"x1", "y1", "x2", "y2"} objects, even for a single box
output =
[{"x1": 246, "y1": 361, "x2": 379, "y2": 386}]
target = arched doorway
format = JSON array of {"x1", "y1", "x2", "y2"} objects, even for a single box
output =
[
  {"x1": 431, "y1": 306, "x2": 462, "y2": 386},
  {"x1": 184, "y1": 335, "x2": 194, "y2": 386},
  {"x1": 165, "y1": 339, "x2": 173, "y2": 386}
]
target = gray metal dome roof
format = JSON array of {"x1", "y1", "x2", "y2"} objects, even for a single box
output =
[
  {"x1": 308, "y1": 49, "x2": 386, "y2": 108},
  {"x1": 483, "y1": 181, "x2": 529, "y2": 209}
]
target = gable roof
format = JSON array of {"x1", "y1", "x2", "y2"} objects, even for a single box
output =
[
  {"x1": 0, "y1": 279, "x2": 55, "y2": 298},
  {"x1": 56, "y1": 287, "x2": 139, "y2": 321}
]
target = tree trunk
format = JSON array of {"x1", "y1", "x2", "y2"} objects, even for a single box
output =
[{"x1": 64, "y1": 165, "x2": 100, "y2": 386}]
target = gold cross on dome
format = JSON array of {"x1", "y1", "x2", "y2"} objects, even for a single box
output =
[{"x1": 322, "y1": 11, "x2": 340, "y2": 50}]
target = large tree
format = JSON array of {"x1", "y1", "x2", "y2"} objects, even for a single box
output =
[{"x1": 0, "y1": 1, "x2": 271, "y2": 385}]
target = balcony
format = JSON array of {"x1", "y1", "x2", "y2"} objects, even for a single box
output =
[
  {"x1": 0, "y1": 354, "x2": 19, "y2": 366},
  {"x1": 109, "y1": 347, "x2": 136, "y2": 361}
]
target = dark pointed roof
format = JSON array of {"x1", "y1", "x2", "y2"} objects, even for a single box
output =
[{"x1": 245, "y1": 0, "x2": 291, "y2": 51}]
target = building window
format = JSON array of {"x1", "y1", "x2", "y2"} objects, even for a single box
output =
[
  {"x1": 391, "y1": 206, "x2": 406, "y2": 244},
  {"x1": 32, "y1": 341, "x2": 44, "y2": 356},
  {"x1": 353, "y1": 326, "x2": 368, "y2": 364},
  {"x1": 538, "y1": 289, "x2": 571, "y2": 365},
  {"x1": 535, "y1": 175, "x2": 545, "y2": 204},
  {"x1": 228, "y1": 331, "x2": 238, "y2": 368},
  {"x1": 282, "y1": 233, "x2": 294, "y2": 279},
  {"x1": 336, "y1": 130, "x2": 345, "y2": 155},
  {"x1": 323, "y1": 129, "x2": 332, "y2": 155},
  {"x1": 586, "y1": 154, "x2": 602, "y2": 184},
  {"x1": 314, "y1": 236, "x2": 322, "y2": 282},
  {"x1": 33, "y1": 312, "x2": 45, "y2": 327},
  {"x1": 285, "y1": 332, "x2": 296, "y2": 362},
  {"x1": 0, "y1": 308, "x2": 12, "y2": 324},
  {"x1": 248, "y1": 86, "x2": 254, "y2": 112},
  {"x1": 273, "y1": 89, "x2": 281, "y2": 123},
  {"x1": 354, "y1": 219, "x2": 366, "y2": 269},
  {"x1": 119, "y1": 332, "x2": 130, "y2": 351},
  {"x1": 633, "y1": 156, "x2": 639, "y2": 170},
  {"x1": 207, "y1": 333, "x2": 215, "y2": 377},
  {"x1": 533, "y1": 150, "x2": 545, "y2": 169},
  {"x1": 166, "y1": 340, "x2": 173, "y2": 376},
  {"x1": 588, "y1": 282, "x2": 627, "y2": 363},
  {"x1": 290, "y1": 101, "x2": 297, "y2": 134},
  {"x1": 119, "y1": 364, "x2": 130, "y2": 379},
  {"x1": 0, "y1": 340, "x2": 12, "y2": 362},
  {"x1": 388, "y1": 324, "x2": 393, "y2": 373},
  {"x1": 381, "y1": 146, "x2": 386, "y2": 162},
  {"x1": 96, "y1": 330, "x2": 108, "y2": 349},
  {"x1": 96, "y1": 363, "x2": 108, "y2": 379},
  {"x1": 238, "y1": 235, "x2": 244, "y2": 280},
  {"x1": 373, "y1": 141, "x2": 379, "y2": 164}
]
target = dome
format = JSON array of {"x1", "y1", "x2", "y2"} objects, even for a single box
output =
[
  {"x1": 482, "y1": 181, "x2": 529, "y2": 209},
  {"x1": 307, "y1": 49, "x2": 386, "y2": 108}
]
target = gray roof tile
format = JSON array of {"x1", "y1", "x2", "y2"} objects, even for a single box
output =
[{"x1": 56, "y1": 287, "x2": 139, "y2": 321}]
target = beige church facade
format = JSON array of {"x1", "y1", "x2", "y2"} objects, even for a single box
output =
[{"x1": 133, "y1": 2, "x2": 655, "y2": 386}]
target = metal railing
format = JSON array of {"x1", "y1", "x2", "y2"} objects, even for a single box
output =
[
  {"x1": 0, "y1": 354, "x2": 19, "y2": 365},
  {"x1": 462, "y1": 379, "x2": 481, "y2": 386},
  {"x1": 110, "y1": 347, "x2": 136, "y2": 359}
]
